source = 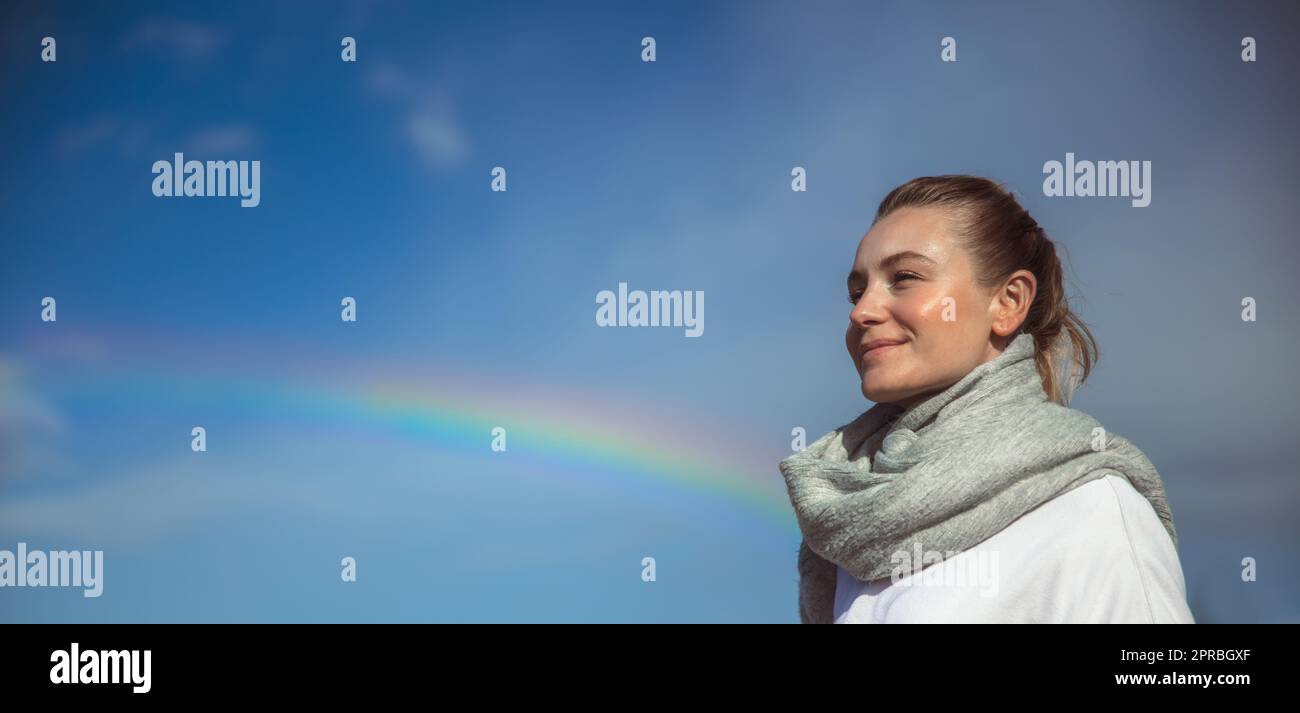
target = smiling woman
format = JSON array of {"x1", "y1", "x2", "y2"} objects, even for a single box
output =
[
  {"x1": 844, "y1": 176, "x2": 1093, "y2": 410},
  {"x1": 780, "y1": 175, "x2": 1194, "y2": 624}
]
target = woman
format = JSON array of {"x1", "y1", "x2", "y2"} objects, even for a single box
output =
[{"x1": 780, "y1": 175, "x2": 1194, "y2": 624}]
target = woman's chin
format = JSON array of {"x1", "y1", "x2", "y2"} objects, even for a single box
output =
[
  {"x1": 861, "y1": 381, "x2": 902, "y2": 405},
  {"x1": 862, "y1": 377, "x2": 927, "y2": 407}
]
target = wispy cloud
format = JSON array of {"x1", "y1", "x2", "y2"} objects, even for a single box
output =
[
  {"x1": 0, "y1": 357, "x2": 65, "y2": 482},
  {"x1": 122, "y1": 17, "x2": 225, "y2": 62},
  {"x1": 403, "y1": 110, "x2": 467, "y2": 167},
  {"x1": 366, "y1": 62, "x2": 468, "y2": 170},
  {"x1": 52, "y1": 117, "x2": 256, "y2": 158},
  {"x1": 53, "y1": 116, "x2": 117, "y2": 157},
  {"x1": 53, "y1": 114, "x2": 154, "y2": 159},
  {"x1": 365, "y1": 62, "x2": 420, "y2": 102},
  {"x1": 183, "y1": 125, "x2": 259, "y2": 154},
  {"x1": 0, "y1": 463, "x2": 317, "y2": 545}
]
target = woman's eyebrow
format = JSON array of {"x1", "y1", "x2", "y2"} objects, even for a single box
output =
[
  {"x1": 847, "y1": 251, "x2": 937, "y2": 284},
  {"x1": 879, "y1": 250, "x2": 937, "y2": 269}
]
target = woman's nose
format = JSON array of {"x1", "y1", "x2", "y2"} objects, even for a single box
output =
[{"x1": 850, "y1": 290, "x2": 887, "y2": 327}]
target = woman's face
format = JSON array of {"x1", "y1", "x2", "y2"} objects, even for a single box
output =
[{"x1": 845, "y1": 206, "x2": 1015, "y2": 409}]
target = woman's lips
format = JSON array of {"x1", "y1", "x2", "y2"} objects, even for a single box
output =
[{"x1": 861, "y1": 342, "x2": 905, "y2": 362}]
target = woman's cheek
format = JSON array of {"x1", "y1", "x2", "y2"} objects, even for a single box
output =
[
  {"x1": 846, "y1": 326, "x2": 864, "y2": 374},
  {"x1": 906, "y1": 288, "x2": 953, "y2": 326}
]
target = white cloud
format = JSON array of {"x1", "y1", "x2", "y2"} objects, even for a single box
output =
[
  {"x1": 54, "y1": 116, "x2": 117, "y2": 157},
  {"x1": 184, "y1": 125, "x2": 259, "y2": 154},
  {"x1": 365, "y1": 62, "x2": 419, "y2": 102},
  {"x1": 52, "y1": 117, "x2": 256, "y2": 159},
  {"x1": 366, "y1": 62, "x2": 469, "y2": 169},
  {"x1": 123, "y1": 18, "x2": 225, "y2": 61},
  {"x1": 0, "y1": 357, "x2": 65, "y2": 481},
  {"x1": 404, "y1": 109, "x2": 467, "y2": 168},
  {"x1": 0, "y1": 463, "x2": 315, "y2": 545}
]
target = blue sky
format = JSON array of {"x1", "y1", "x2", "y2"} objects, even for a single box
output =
[{"x1": 1, "y1": 0, "x2": 1298, "y2": 622}]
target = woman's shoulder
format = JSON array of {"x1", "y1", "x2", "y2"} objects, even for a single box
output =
[
  {"x1": 835, "y1": 473, "x2": 1195, "y2": 623},
  {"x1": 1033, "y1": 473, "x2": 1171, "y2": 552},
  {"x1": 1001, "y1": 473, "x2": 1194, "y2": 623}
]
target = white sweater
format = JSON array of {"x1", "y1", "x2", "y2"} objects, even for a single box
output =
[{"x1": 833, "y1": 474, "x2": 1196, "y2": 623}]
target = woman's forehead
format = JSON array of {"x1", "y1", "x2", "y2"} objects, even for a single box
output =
[{"x1": 857, "y1": 210, "x2": 954, "y2": 264}]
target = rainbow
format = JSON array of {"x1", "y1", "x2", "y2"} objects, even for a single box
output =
[{"x1": 12, "y1": 329, "x2": 799, "y2": 529}]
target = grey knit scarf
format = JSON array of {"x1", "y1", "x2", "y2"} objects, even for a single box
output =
[{"x1": 779, "y1": 332, "x2": 1178, "y2": 624}]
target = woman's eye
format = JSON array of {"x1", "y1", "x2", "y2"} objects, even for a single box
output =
[{"x1": 848, "y1": 273, "x2": 919, "y2": 302}]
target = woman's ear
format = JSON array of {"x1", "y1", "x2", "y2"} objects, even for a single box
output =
[{"x1": 991, "y1": 269, "x2": 1037, "y2": 337}]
